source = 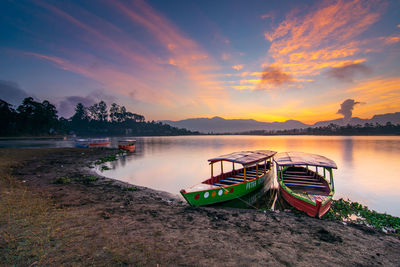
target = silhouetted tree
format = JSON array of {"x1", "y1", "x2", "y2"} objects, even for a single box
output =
[
  {"x1": 98, "y1": 101, "x2": 108, "y2": 122},
  {"x1": 109, "y1": 103, "x2": 119, "y2": 122},
  {"x1": 0, "y1": 99, "x2": 17, "y2": 135},
  {"x1": 87, "y1": 103, "x2": 100, "y2": 121}
]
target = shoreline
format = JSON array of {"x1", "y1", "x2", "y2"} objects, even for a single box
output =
[{"x1": 1, "y1": 147, "x2": 399, "y2": 265}]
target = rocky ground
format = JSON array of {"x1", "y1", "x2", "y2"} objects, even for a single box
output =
[{"x1": 1, "y1": 148, "x2": 399, "y2": 266}]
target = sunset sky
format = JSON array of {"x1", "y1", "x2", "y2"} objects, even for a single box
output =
[{"x1": 0, "y1": 0, "x2": 399, "y2": 123}]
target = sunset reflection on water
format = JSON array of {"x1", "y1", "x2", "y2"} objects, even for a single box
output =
[{"x1": 100, "y1": 136, "x2": 400, "y2": 216}]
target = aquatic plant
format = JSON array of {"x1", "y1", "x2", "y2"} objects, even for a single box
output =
[
  {"x1": 94, "y1": 154, "x2": 117, "y2": 165},
  {"x1": 53, "y1": 176, "x2": 71, "y2": 184},
  {"x1": 100, "y1": 165, "x2": 110, "y2": 171},
  {"x1": 325, "y1": 198, "x2": 400, "y2": 233},
  {"x1": 123, "y1": 186, "x2": 137, "y2": 191}
]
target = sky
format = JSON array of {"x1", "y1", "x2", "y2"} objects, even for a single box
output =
[{"x1": 0, "y1": 0, "x2": 399, "y2": 123}]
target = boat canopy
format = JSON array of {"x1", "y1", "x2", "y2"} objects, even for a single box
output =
[
  {"x1": 274, "y1": 151, "x2": 337, "y2": 169},
  {"x1": 208, "y1": 150, "x2": 277, "y2": 166}
]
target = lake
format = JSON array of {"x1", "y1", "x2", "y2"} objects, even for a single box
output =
[
  {"x1": 2, "y1": 135, "x2": 400, "y2": 216},
  {"x1": 97, "y1": 135, "x2": 400, "y2": 216}
]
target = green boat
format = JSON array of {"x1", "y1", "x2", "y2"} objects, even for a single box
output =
[{"x1": 180, "y1": 150, "x2": 276, "y2": 206}]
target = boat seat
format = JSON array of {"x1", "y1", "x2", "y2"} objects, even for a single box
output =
[
  {"x1": 247, "y1": 170, "x2": 263, "y2": 175},
  {"x1": 220, "y1": 179, "x2": 238, "y2": 184},
  {"x1": 214, "y1": 183, "x2": 226, "y2": 187},
  {"x1": 225, "y1": 177, "x2": 244, "y2": 182},
  {"x1": 236, "y1": 173, "x2": 257, "y2": 178},
  {"x1": 285, "y1": 183, "x2": 326, "y2": 188}
]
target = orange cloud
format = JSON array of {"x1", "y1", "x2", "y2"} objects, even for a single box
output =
[
  {"x1": 265, "y1": 0, "x2": 384, "y2": 77},
  {"x1": 260, "y1": 65, "x2": 294, "y2": 86},
  {"x1": 346, "y1": 77, "x2": 400, "y2": 115},
  {"x1": 113, "y1": 0, "x2": 225, "y2": 105},
  {"x1": 232, "y1": 64, "x2": 243, "y2": 71},
  {"x1": 380, "y1": 36, "x2": 400, "y2": 45},
  {"x1": 29, "y1": 0, "x2": 226, "y2": 111}
]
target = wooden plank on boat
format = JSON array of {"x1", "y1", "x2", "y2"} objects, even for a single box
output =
[
  {"x1": 283, "y1": 176, "x2": 320, "y2": 182},
  {"x1": 225, "y1": 177, "x2": 244, "y2": 182},
  {"x1": 285, "y1": 183, "x2": 326, "y2": 188},
  {"x1": 220, "y1": 179, "x2": 238, "y2": 184},
  {"x1": 283, "y1": 179, "x2": 324, "y2": 186}
]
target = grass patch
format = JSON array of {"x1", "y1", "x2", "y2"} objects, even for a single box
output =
[
  {"x1": 123, "y1": 186, "x2": 137, "y2": 191},
  {"x1": 100, "y1": 165, "x2": 110, "y2": 171},
  {"x1": 94, "y1": 155, "x2": 117, "y2": 165},
  {"x1": 73, "y1": 175, "x2": 99, "y2": 184},
  {"x1": 54, "y1": 176, "x2": 71, "y2": 184},
  {"x1": 324, "y1": 198, "x2": 400, "y2": 233}
]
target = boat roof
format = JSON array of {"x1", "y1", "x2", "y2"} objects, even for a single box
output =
[
  {"x1": 274, "y1": 151, "x2": 337, "y2": 169},
  {"x1": 208, "y1": 150, "x2": 277, "y2": 166}
]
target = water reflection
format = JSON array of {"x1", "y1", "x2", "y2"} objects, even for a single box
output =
[{"x1": 97, "y1": 136, "x2": 400, "y2": 216}]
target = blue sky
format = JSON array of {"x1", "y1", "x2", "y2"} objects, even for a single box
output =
[{"x1": 0, "y1": 0, "x2": 399, "y2": 123}]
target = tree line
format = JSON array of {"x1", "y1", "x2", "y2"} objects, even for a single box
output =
[
  {"x1": 238, "y1": 123, "x2": 400, "y2": 136},
  {"x1": 0, "y1": 97, "x2": 199, "y2": 137}
]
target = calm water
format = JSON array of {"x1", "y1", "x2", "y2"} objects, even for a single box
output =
[
  {"x1": 2, "y1": 135, "x2": 400, "y2": 216},
  {"x1": 97, "y1": 136, "x2": 400, "y2": 216}
]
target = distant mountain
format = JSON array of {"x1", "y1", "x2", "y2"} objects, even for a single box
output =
[
  {"x1": 162, "y1": 112, "x2": 400, "y2": 133},
  {"x1": 162, "y1": 116, "x2": 308, "y2": 133},
  {"x1": 313, "y1": 112, "x2": 400, "y2": 127}
]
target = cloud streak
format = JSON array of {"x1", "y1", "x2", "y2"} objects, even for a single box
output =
[
  {"x1": 25, "y1": 0, "x2": 225, "y2": 110},
  {"x1": 232, "y1": 64, "x2": 243, "y2": 71},
  {"x1": 326, "y1": 62, "x2": 372, "y2": 82},
  {"x1": 265, "y1": 0, "x2": 384, "y2": 77}
]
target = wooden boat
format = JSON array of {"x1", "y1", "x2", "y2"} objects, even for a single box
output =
[
  {"x1": 274, "y1": 151, "x2": 337, "y2": 218},
  {"x1": 118, "y1": 139, "x2": 136, "y2": 151},
  {"x1": 75, "y1": 138, "x2": 110, "y2": 148},
  {"x1": 180, "y1": 150, "x2": 276, "y2": 206}
]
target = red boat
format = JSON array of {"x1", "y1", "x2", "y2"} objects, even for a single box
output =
[
  {"x1": 75, "y1": 138, "x2": 110, "y2": 148},
  {"x1": 274, "y1": 152, "x2": 337, "y2": 218},
  {"x1": 118, "y1": 139, "x2": 136, "y2": 152}
]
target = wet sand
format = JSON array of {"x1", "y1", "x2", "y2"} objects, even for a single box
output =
[{"x1": 1, "y1": 148, "x2": 400, "y2": 266}]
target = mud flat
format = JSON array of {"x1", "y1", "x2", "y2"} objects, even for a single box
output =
[{"x1": 0, "y1": 148, "x2": 399, "y2": 266}]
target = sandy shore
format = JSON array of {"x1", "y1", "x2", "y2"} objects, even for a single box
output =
[{"x1": 1, "y1": 147, "x2": 399, "y2": 266}]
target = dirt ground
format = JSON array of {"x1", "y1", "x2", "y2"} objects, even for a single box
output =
[{"x1": 1, "y1": 148, "x2": 400, "y2": 266}]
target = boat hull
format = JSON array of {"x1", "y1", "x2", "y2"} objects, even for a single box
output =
[
  {"x1": 279, "y1": 185, "x2": 332, "y2": 218},
  {"x1": 180, "y1": 171, "x2": 272, "y2": 206},
  {"x1": 89, "y1": 142, "x2": 110, "y2": 147},
  {"x1": 118, "y1": 144, "x2": 135, "y2": 151}
]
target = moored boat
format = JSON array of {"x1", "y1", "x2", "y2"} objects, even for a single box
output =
[
  {"x1": 75, "y1": 138, "x2": 110, "y2": 148},
  {"x1": 180, "y1": 150, "x2": 276, "y2": 206},
  {"x1": 274, "y1": 151, "x2": 337, "y2": 218},
  {"x1": 118, "y1": 139, "x2": 136, "y2": 151}
]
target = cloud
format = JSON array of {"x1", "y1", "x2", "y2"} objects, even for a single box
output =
[
  {"x1": 260, "y1": 12, "x2": 274, "y2": 20},
  {"x1": 221, "y1": 52, "x2": 231, "y2": 61},
  {"x1": 232, "y1": 64, "x2": 243, "y2": 71},
  {"x1": 380, "y1": 36, "x2": 400, "y2": 45},
  {"x1": 260, "y1": 66, "x2": 293, "y2": 87},
  {"x1": 325, "y1": 62, "x2": 372, "y2": 82},
  {"x1": 28, "y1": 0, "x2": 225, "y2": 110},
  {"x1": 265, "y1": 0, "x2": 384, "y2": 77},
  {"x1": 0, "y1": 80, "x2": 29, "y2": 106},
  {"x1": 57, "y1": 91, "x2": 116, "y2": 118},
  {"x1": 337, "y1": 99, "x2": 361, "y2": 122},
  {"x1": 346, "y1": 77, "x2": 400, "y2": 115}
]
